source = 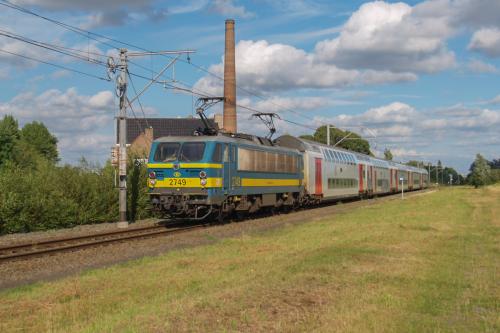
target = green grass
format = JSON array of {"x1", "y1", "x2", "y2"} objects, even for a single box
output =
[{"x1": 1, "y1": 186, "x2": 499, "y2": 332}]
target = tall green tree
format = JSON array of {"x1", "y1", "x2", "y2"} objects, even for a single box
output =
[
  {"x1": 300, "y1": 125, "x2": 372, "y2": 155},
  {"x1": 384, "y1": 148, "x2": 393, "y2": 161},
  {"x1": 469, "y1": 154, "x2": 491, "y2": 188},
  {"x1": 20, "y1": 121, "x2": 59, "y2": 163},
  {"x1": 0, "y1": 115, "x2": 20, "y2": 166}
]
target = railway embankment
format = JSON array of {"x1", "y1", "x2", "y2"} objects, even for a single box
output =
[{"x1": 0, "y1": 186, "x2": 498, "y2": 332}]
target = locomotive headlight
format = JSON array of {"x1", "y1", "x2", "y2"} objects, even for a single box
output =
[
  {"x1": 199, "y1": 171, "x2": 207, "y2": 179},
  {"x1": 149, "y1": 171, "x2": 156, "y2": 179},
  {"x1": 200, "y1": 178, "x2": 208, "y2": 186},
  {"x1": 149, "y1": 179, "x2": 157, "y2": 186}
]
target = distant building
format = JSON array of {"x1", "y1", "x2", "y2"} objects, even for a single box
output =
[{"x1": 117, "y1": 117, "x2": 221, "y2": 158}]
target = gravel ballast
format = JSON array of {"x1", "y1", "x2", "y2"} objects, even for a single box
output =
[{"x1": 0, "y1": 190, "x2": 434, "y2": 290}]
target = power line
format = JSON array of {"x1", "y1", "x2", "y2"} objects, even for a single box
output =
[
  {"x1": 0, "y1": 0, "x2": 317, "y2": 123},
  {"x1": 0, "y1": 29, "x2": 107, "y2": 66},
  {"x1": 0, "y1": 0, "x2": 380, "y2": 138},
  {"x1": 127, "y1": 69, "x2": 321, "y2": 132},
  {"x1": 127, "y1": 71, "x2": 150, "y2": 129},
  {"x1": 0, "y1": 48, "x2": 110, "y2": 81},
  {"x1": 0, "y1": 0, "x2": 120, "y2": 50}
]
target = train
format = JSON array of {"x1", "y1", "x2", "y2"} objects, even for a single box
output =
[{"x1": 147, "y1": 132, "x2": 428, "y2": 221}]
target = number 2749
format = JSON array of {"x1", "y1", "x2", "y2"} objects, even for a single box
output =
[{"x1": 169, "y1": 178, "x2": 187, "y2": 186}]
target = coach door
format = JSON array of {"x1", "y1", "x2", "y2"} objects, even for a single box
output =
[
  {"x1": 394, "y1": 170, "x2": 398, "y2": 191},
  {"x1": 315, "y1": 158, "x2": 322, "y2": 195},
  {"x1": 359, "y1": 164, "x2": 364, "y2": 193},
  {"x1": 389, "y1": 169, "x2": 393, "y2": 191},
  {"x1": 367, "y1": 166, "x2": 373, "y2": 193}
]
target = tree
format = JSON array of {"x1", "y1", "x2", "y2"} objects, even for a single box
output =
[
  {"x1": 0, "y1": 115, "x2": 20, "y2": 167},
  {"x1": 301, "y1": 125, "x2": 372, "y2": 155},
  {"x1": 469, "y1": 154, "x2": 491, "y2": 188},
  {"x1": 20, "y1": 121, "x2": 59, "y2": 163},
  {"x1": 489, "y1": 159, "x2": 500, "y2": 169},
  {"x1": 384, "y1": 148, "x2": 393, "y2": 161},
  {"x1": 406, "y1": 160, "x2": 422, "y2": 167},
  {"x1": 298, "y1": 134, "x2": 314, "y2": 141}
]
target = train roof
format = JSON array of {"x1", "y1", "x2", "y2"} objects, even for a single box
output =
[
  {"x1": 153, "y1": 133, "x2": 301, "y2": 154},
  {"x1": 275, "y1": 135, "x2": 428, "y2": 174}
]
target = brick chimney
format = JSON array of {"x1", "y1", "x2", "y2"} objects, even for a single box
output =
[{"x1": 223, "y1": 19, "x2": 237, "y2": 133}]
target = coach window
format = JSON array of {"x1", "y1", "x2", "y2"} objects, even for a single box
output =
[
  {"x1": 328, "y1": 150, "x2": 335, "y2": 161},
  {"x1": 322, "y1": 149, "x2": 328, "y2": 160},
  {"x1": 332, "y1": 151, "x2": 338, "y2": 162}
]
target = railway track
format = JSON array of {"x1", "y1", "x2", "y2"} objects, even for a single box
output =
[
  {"x1": 0, "y1": 223, "x2": 206, "y2": 263},
  {"x1": 0, "y1": 189, "x2": 432, "y2": 264}
]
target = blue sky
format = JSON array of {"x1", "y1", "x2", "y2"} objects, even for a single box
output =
[{"x1": 1, "y1": 0, "x2": 499, "y2": 173}]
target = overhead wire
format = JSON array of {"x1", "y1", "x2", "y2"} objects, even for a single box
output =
[
  {"x1": 0, "y1": 29, "x2": 107, "y2": 66},
  {"x1": 0, "y1": 0, "x2": 316, "y2": 122},
  {"x1": 127, "y1": 70, "x2": 151, "y2": 129},
  {"x1": 0, "y1": 0, "x2": 121, "y2": 50},
  {"x1": 0, "y1": 0, "x2": 375, "y2": 138},
  {"x1": 0, "y1": 48, "x2": 110, "y2": 81}
]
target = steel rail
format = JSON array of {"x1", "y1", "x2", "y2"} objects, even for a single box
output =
[{"x1": 0, "y1": 224, "x2": 205, "y2": 262}]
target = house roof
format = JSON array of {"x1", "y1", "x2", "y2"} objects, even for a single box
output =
[{"x1": 118, "y1": 118, "x2": 219, "y2": 144}]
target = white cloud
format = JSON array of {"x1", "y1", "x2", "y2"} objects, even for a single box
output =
[
  {"x1": 0, "y1": 88, "x2": 116, "y2": 161},
  {"x1": 13, "y1": 0, "x2": 254, "y2": 28},
  {"x1": 486, "y1": 95, "x2": 500, "y2": 105},
  {"x1": 452, "y1": 0, "x2": 500, "y2": 29},
  {"x1": 466, "y1": 59, "x2": 499, "y2": 73},
  {"x1": 307, "y1": 101, "x2": 500, "y2": 167},
  {"x1": 390, "y1": 147, "x2": 422, "y2": 158},
  {"x1": 253, "y1": 96, "x2": 332, "y2": 112},
  {"x1": 194, "y1": 39, "x2": 417, "y2": 95},
  {"x1": 335, "y1": 102, "x2": 417, "y2": 126},
  {"x1": 314, "y1": 1, "x2": 456, "y2": 73},
  {"x1": 51, "y1": 70, "x2": 71, "y2": 79},
  {"x1": 168, "y1": 0, "x2": 209, "y2": 15},
  {"x1": 0, "y1": 87, "x2": 161, "y2": 162},
  {"x1": 468, "y1": 28, "x2": 500, "y2": 58},
  {"x1": 210, "y1": 0, "x2": 254, "y2": 18},
  {"x1": 14, "y1": 0, "x2": 167, "y2": 28}
]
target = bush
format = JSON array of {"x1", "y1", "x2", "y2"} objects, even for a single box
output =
[
  {"x1": 0, "y1": 115, "x2": 153, "y2": 234},
  {"x1": 0, "y1": 158, "x2": 153, "y2": 234},
  {"x1": 0, "y1": 162, "x2": 79, "y2": 233}
]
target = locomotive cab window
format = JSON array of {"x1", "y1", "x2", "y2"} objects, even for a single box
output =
[
  {"x1": 179, "y1": 142, "x2": 205, "y2": 162},
  {"x1": 154, "y1": 142, "x2": 180, "y2": 162},
  {"x1": 212, "y1": 143, "x2": 223, "y2": 162}
]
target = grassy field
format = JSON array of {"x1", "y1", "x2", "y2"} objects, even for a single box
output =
[{"x1": 0, "y1": 186, "x2": 499, "y2": 332}]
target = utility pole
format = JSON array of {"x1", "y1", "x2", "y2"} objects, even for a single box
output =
[
  {"x1": 435, "y1": 164, "x2": 438, "y2": 185},
  {"x1": 117, "y1": 48, "x2": 128, "y2": 228},
  {"x1": 428, "y1": 163, "x2": 431, "y2": 186},
  {"x1": 107, "y1": 48, "x2": 195, "y2": 229},
  {"x1": 327, "y1": 124, "x2": 330, "y2": 146}
]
